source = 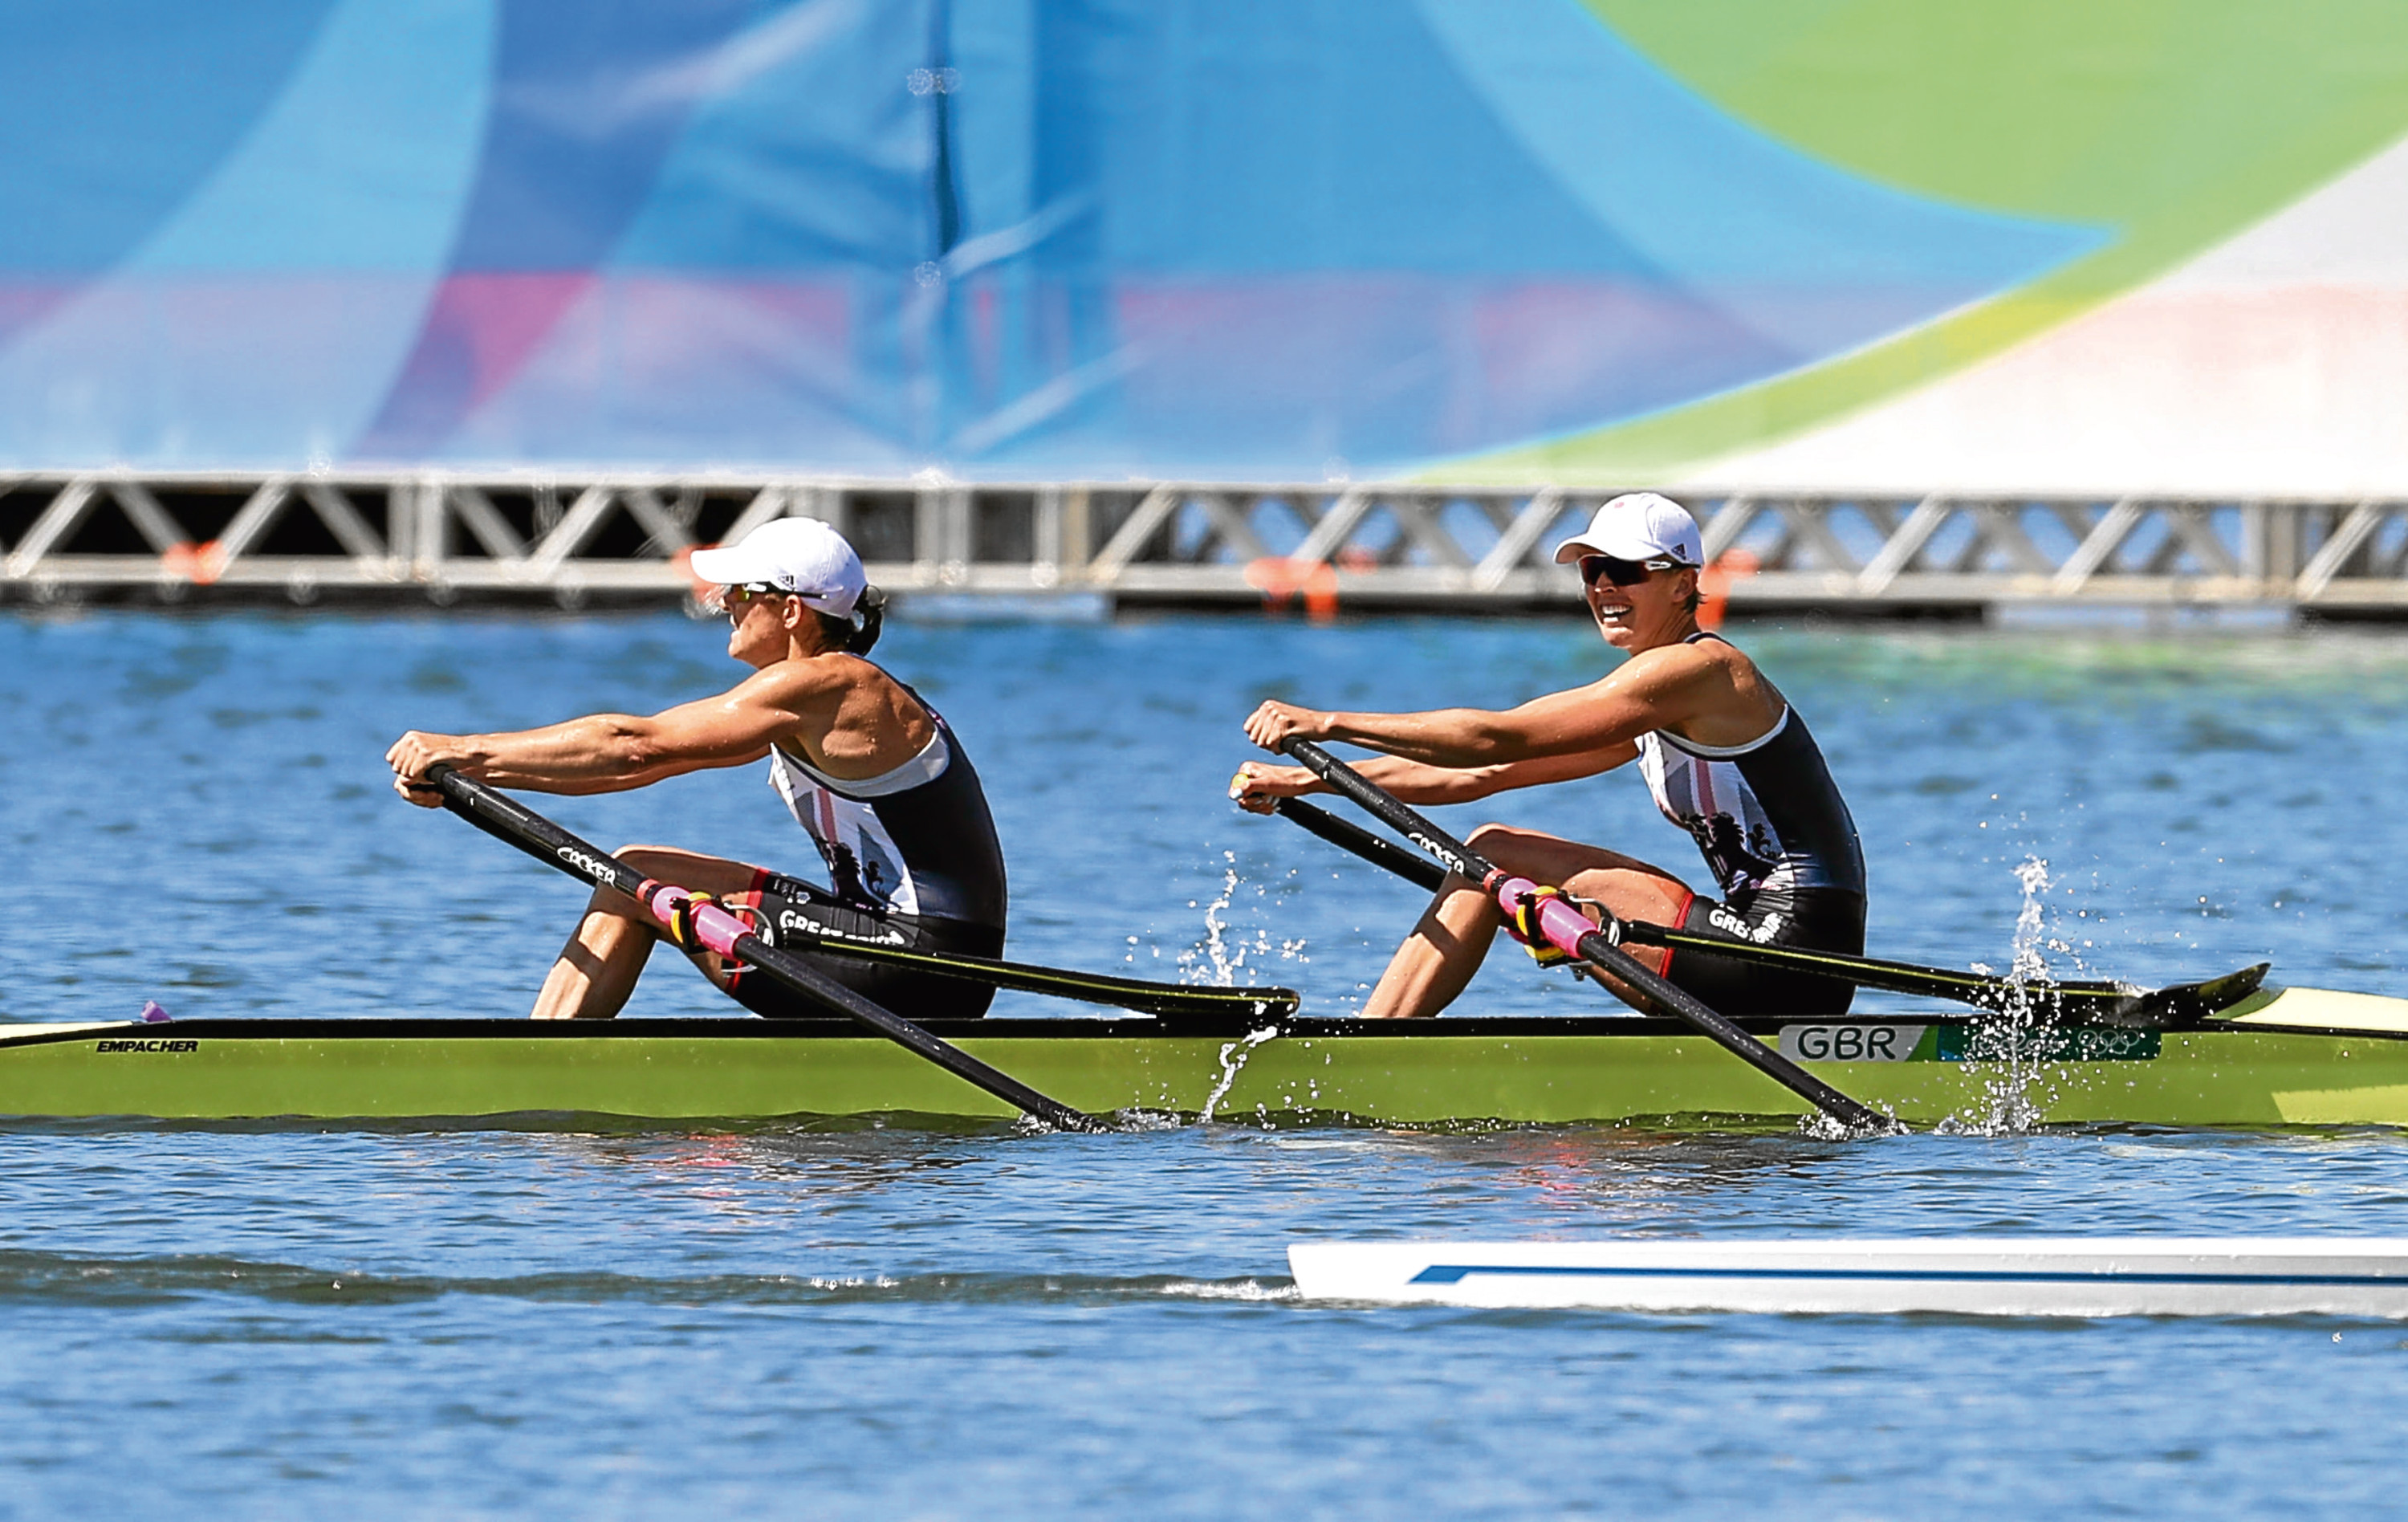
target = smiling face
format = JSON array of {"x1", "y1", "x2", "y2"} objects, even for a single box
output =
[{"x1": 1584, "y1": 559, "x2": 1702, "y2": 653}]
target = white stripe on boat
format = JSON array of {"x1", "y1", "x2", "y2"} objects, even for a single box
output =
[
  {"x1": 2221, "y1": 987, "x2": 2408, "y2": 1035},
  {"x1": 1287, "y1": 1238, "x2": 2408, "y2": 1316},
  {"x1": 0, "y1": 1021, "x2": 144, "y2": 1048}
]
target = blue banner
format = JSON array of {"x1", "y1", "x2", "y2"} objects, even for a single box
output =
[{"x1": 0, "y1": 0, "x2": 2099, "y2": 476}]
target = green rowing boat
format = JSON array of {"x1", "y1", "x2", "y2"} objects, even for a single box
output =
[{"x1": 2, "y1": 984, "x2": 2405, "y2": 1128}]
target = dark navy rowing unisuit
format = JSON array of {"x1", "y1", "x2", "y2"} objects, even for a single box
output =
[
  {"x1": 1633, "y1": 632, "x2": 1865, "y2": 1015},
  {"x1": 1633, "y1": 635, "x2": 1864, "y2": 900},
  {"x1": 714, "y1": 684, "x2": 1009, "y2": 1020},
  {"x1": 764, "y1": 704, "x2": 1007, "y2": 928}
]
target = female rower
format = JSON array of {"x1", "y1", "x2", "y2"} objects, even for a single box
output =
[
  {"x1": 386, "y1": 517, "x2": 1007, "y2": 1020},
  {"x1": 1230, "y1": 491, "x2": 1864, "y2": 1019}
]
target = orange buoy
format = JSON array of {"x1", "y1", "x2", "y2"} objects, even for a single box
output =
[
  {"x1": 1245, "y1": 557, "x2": 1340, "y2": 623},
  {"x1": 1696, "y1": 548, "x2": 1759, "y2": 631}
]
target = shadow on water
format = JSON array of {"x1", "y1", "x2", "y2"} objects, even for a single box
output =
[{"x1": 0, "y1": 1249, "x2": 1302, "y2": 1310}]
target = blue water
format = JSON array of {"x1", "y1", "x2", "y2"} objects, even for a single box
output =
[{"x1": 8, "y1": 609, "x2": 2408, "y2": 1517}]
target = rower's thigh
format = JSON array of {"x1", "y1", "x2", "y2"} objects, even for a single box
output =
[
  {"x1": 611, "y1": 845, "x2": 767, "y2": 897},
  {"x1": 1464, "y1": 824, "x2": 1694, "y2": 925}
]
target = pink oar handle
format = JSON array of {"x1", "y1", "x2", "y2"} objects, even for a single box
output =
[
  {"x1": 1488, "y1": 873, "x2": 1607, "y2": 958},
  {"x1": 642, "y1": 884, "x2": 751, "y2": 958}
]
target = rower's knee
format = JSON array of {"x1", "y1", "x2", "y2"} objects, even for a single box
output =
[
  {"x1": 1466, "y1": 821, "x2": 1540, "y2": 865},
  {"x1": 584, "y1": 884, "x2": 647, "y2": 922}
]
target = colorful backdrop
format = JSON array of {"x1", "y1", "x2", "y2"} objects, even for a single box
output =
[{"x1": 6, "y1": 0, "x2": 2407, "y2": 485}]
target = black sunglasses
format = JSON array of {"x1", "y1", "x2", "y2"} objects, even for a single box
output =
[
  {"x1": 710, "y1": 583, "x2": 798, "y2": 616},
  {"x1": 1577, "y1": 553, "x2": 1687, "y2": 587}
]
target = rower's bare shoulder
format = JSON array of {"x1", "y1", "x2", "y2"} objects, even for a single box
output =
[
  {"x1": 1690, "y1": 636, "x2": 1783, "y2": 705},
  {"x1": 738, "y1": 652, "x2": 861, "y2": 706},
  {"x1": 1663, "y1": 638, "x2": 1788, "y2": 736},
  {"x1": 1603, "y1": 640, "x2": 1727, "y2": 694}
]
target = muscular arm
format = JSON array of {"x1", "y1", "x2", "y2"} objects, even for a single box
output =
[
  {"x1": 388, "y1": 664, "x2": 838, "y2": 802},
  {"x1": 1246, "y1": 645, "x2": 1715, "y2": 769},
  {"x1": 1232, "y1": 743, "x2": 1635, "y2": 813},
  {"x1": 1331, "y1": 669, "x2": 1693, "y2": 766}
]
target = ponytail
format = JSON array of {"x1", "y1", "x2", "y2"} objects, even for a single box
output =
[
  {"x1": 846, "y1": 586, "x2": 885, "y2": 654},
  {"x1": 815, "y1": 586, "x2": 886, "y2": 655}
]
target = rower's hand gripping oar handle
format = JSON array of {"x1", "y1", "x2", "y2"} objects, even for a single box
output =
[
  {"x1": 421, "y1": 764, "x2": 1109, "y2": 1133},
  {"x1": 1276, "y1": 739, "x2": 1894, "y2": 1133}
]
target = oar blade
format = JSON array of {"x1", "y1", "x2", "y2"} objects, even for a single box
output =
[{"x1": 2097, "y1": 962, "x2": 2272, "y2": 1031}]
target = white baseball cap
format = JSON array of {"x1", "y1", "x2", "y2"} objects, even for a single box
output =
[
  {"x1": 1552, "y1": 492, "x2": 1703, "y2": 568},
  {"x1": 689, "y1": 517, "x2": 866, "y2": 617}
]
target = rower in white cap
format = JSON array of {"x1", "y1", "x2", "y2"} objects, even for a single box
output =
[
  {"x1": 1231, "y1": 492, "x2": 1866, "y2": 1018},
  {"x1": 387, "y1": 517, "x2": 1009, "y2": 1020}
]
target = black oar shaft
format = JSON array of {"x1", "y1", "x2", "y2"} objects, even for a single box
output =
[
  {"x1": 1279, "y1": 795, "x2": 2021, "y2": 997},
  {"x1": 428, "y1": 766, "x2": 1107, "y2": 1133},
  {"x1": 1278, "y1": 741, "x2": 1890, "y2": 1132},
  {"x1": 1269, "y1": 798, "x2": 2261, "y2": 1029},
  {"x1": 1275, "y1": 797, "x2": 1447, "y2": 893},
  {"x1": 438, "y1": 774, "x2": 1289, "y2": 1021},
  {"x1": 766, "y1": 934, "x2": 1296, "y2": 1020}
]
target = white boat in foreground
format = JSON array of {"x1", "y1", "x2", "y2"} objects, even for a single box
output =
[{"x1": 1286, "y1": 1239, "x2": 2408, "y2": 1317}]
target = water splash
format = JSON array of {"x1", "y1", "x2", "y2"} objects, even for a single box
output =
[
  {"x1": 1945, "y1": 856, "x2": 2062, "y2": 1135},
  {"x1": 2009, "y1": 856, "x2": 2052, "y2": 987},
  {"x1": 1174, "y1": 853, "x2": 1309, "y2": 988},
  {"x1": 1800, "y1": 1104, "x2": 1897, "y2": 1142},
  {"x1": 1201, "y1": 1026, "x2": 1280, "y2": 1122},
  {"x1": 1179, "y1": 861, "x2": 1243, "y2": 985},
  {"x1": 1155, "y1": 1277, "x2": 1298, "y2": 1303}
]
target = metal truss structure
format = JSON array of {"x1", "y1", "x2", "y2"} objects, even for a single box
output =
[{"x1": 5, "y1": 471, "x2": 2407, "y2": 617}]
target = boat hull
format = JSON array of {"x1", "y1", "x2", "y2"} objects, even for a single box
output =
[
  {"x1": 2, "y1": 986, "x2": 2406, "y2": 1127},
  {"x1": 1287, "y1": 1238, "x2": 2408, "y2": 1316}
]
